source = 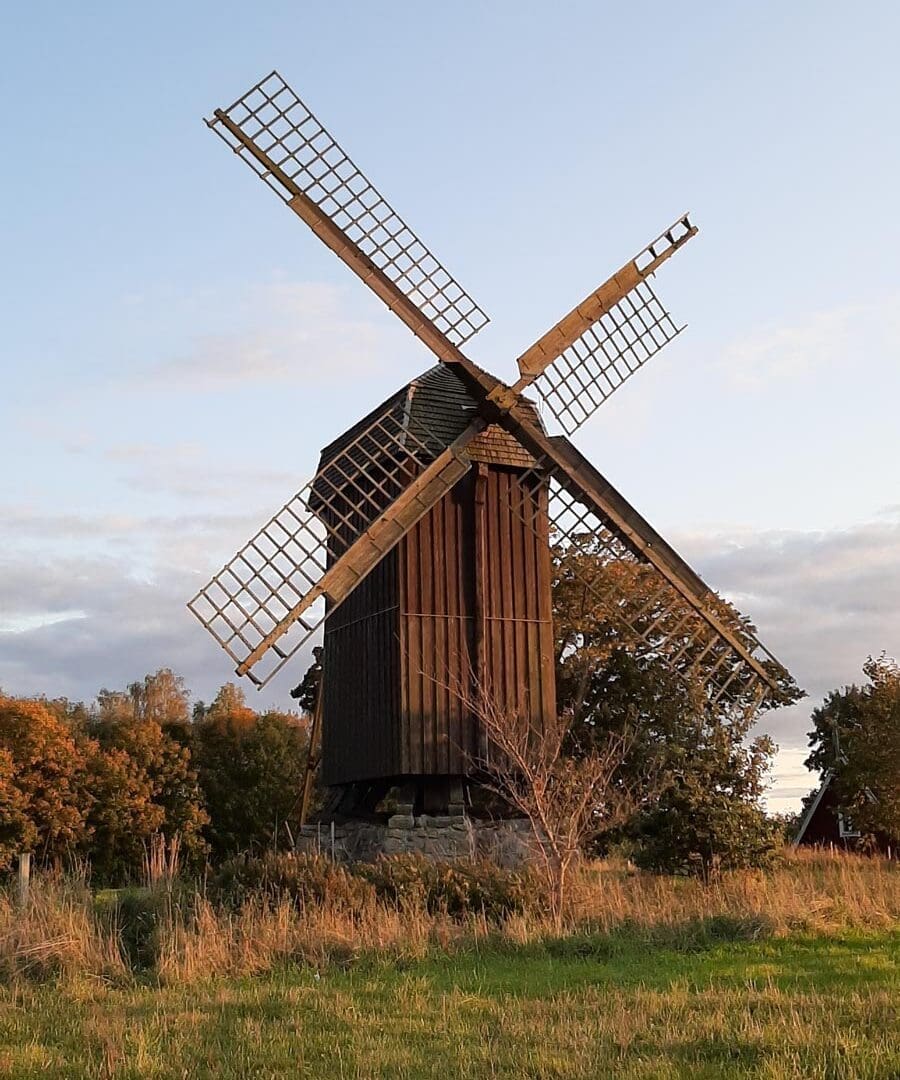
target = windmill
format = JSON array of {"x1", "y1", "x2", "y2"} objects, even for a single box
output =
[{"x1": 189, "y1": 72, "x2": 790, "y2": 826}]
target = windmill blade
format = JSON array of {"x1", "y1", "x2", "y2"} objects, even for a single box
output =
[
  {"x1": 188, "y1": 399, "x2": 486, "y2": 688},
  {"x1": 514, "y1": 215, "x2": 696, "y2": 435},
  {"x1": 207, "y1": 71, "x2": 489, "y2": 356},
  {"x1": 499, "y1": 431, "x2": 787, "y2": 707}
]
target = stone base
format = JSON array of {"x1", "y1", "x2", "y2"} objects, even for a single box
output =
[{"x1": 296, "y1": 813, "x2": 535, "y2": 868}]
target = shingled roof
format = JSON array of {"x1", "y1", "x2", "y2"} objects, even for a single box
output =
[{"x1": 314, "y1": 364, "x2": 543, "y2": 480}]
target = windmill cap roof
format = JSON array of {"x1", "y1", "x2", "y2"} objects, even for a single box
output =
[{"x1": 314, "y1": 364, "x2": 544, "y2": 480}]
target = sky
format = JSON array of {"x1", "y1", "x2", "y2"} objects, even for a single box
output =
[{"x1": 2, "y1": 1, "x2": 899, "y2": 812}]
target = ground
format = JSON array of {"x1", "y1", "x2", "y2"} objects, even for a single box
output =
[{"x1": 2, "y1": 930, "x2": 898, "y2": 1079}]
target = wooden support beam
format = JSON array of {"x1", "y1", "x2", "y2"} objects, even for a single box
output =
[{"x1": 299, "y1": 680, "x2": 324, "y2": 828}]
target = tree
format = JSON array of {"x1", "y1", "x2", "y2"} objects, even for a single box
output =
[
  {"x1": 0, "y1": 747, "x2": 35, "y2": 869},
  {"x1": 89, "y1": 675, "x2": 208, "y2": 876},
  {"x1": 551, "y1": 539, "x2": 802, "y2": 874},
  {"x1": 0, "y1": 695, "x2": 90, "y2": 866},
  {"x1": 81, "y1": 742, "x2": 167, "y2": 882},
  {"x1": 633, "y1": 721, "x2": 779, "y2": 874},
  {"x1": 465, "y1": 686, "x2": 650, "y2": 929},
  {"x1": 806, "y1": 655, "x2": 900, "y2": 844},
  {"x1": 127, "y1": 668, "x2": 191, "y2": 729},
  {"x1": 193, "y1": 684, "x2": 310, "y2": 859}
]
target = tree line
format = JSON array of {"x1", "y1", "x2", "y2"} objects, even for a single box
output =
[{"x1": 0, "y1": 671, "x2": 311, "y2": 881}]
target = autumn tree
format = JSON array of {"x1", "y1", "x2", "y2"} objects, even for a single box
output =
[
  {"x1": 88, "y1": 673, "x2": 208, "y2": 876},
  {"x1": 193, "y1": 684, "x2": 310, "y2": 859},
  {"x1": 806, "y1": 655, "x2": 900, "y2": 845},
  {"x1": 0, "y1": 695, "x2": 90, "y2": 867},
  {"x1": 0, "y1": 747, "x2": 34, "y2": 868}
]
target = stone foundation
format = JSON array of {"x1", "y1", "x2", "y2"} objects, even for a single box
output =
[{"x1": 297, "y1": 813, "x2": 535, "y2": 868}]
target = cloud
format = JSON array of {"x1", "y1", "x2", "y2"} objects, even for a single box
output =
[
  {"x1": 675, "y1": 519, "x2": 900, "y2": 783},
  {"x1": 719, "y1": 292, "x2": 900, "y2": 390},
  {"x1": 143, "y1": 282, "x2": 398, "y2": 390},
  {"x1": 119, "y1": 460, "x2": 297, "y2": 502},
  {"x1": 0, "y1": 552, "x2": 300, "y2": 710}
]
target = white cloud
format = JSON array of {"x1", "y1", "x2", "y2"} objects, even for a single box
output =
[
  {"x1": 719, "y1": 292, "x2": 900, "y2": 390},
  {"x1": 144, "y1": 282, "x2": 401, "y2": 390}
]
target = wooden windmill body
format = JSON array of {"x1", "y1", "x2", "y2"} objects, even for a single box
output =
[
  {"x1": 190, "y1": 72, "x2": 791, "y2": 826},
  {"x1": 314, "y1": 366, "x2": 556, "y2": 805}
]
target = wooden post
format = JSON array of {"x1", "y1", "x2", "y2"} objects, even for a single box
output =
[
  {"x1": 300, "y1": 679, "x2": 324, "y2": 828},
  {"x1": 17, "y1": 852, "x2": 31, "y2": 907}
]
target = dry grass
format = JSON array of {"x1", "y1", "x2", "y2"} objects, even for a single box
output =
[
  {"x1": 567, "y1": 847, "x2": 900, "y2": 936},
  {"x1": 0, "y1": 875, "x2": 127, "y2": 984},
  {"x1": 0, "y1": 848, "x2": 897, "y2": 986},
  {"x1": 155, "y1": 895, "x2": 471, "y2": 983}
]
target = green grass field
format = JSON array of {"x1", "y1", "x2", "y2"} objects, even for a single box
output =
[{"x1": 2, "y1": 929, "x2": 898, "y2": 1079}]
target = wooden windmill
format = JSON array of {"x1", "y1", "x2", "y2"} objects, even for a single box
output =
[{"x1": 189, "y1": 72, "x2": 789, "y2": 818}]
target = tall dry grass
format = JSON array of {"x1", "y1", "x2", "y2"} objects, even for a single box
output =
[
  {"x1": 0, "y1": 873, "x2": 127, "y2": 983},
  {"x1": 567, "y1": 847, "x2": 900, "y2": 936},
  {"x1": 1, "y1": 848, "x2": 897, "y2": 986}
]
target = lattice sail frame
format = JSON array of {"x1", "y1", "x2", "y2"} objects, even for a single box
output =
[
  {"x1": 531, "y1": 280, "x2": 682, "y2": 435},
  {"x1": 188, "y1": 395, "x2": 450, "y2": 687},
  {"x1": 507, "y1": 458, "x2": 782, "y2": 712},
  {"x1": 207, "y1": 71, "x2": 489, "y2": 347}
]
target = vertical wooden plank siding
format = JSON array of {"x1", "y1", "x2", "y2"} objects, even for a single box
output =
[
  {"x1": 323, "y1": 464, "x2": 555, "y2": 786},
  {"x1": 398, "y1": 473, "x2": 475, "y2": 774},
  {"x1": 320, "y1": 548, "x2": 400, "y2": 785},
  {"x1": 399, "y1": 465, "x2": 555, "y2": 777},
  {"x1": 482, "y1": 467, "x2": 556, "y2": 734}
]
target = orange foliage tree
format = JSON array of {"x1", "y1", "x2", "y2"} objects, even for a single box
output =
[{"x1": 0, "y1": 695, "x2": 90, "y2": 868}]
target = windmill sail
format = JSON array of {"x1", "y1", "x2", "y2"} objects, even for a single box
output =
[
  {"x1": 514, "y1": 216, "x2": 695, "y2": 434},
  {"x1": 188, "y1": 391, "x2": 472, "y2": 686},
  {"x1": 193, "y1": 75, "x2": 793, "y2": 718},
  {"x1": 502, "y1": 437, "x2": 787, "y2": 708},
  {"x1": 207, "y1": 71, "x2": 489, "y2": 348}
]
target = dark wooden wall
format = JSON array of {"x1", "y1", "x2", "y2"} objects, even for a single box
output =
[
  {"x1": 478, "y1": 467, "x2": 556, "y2": 739},
  {"x1": 397, "y1": 472, "x2": 477, "y2": 775},
  {"x1": 320, "y1": 549, "x2": 401, "y2": 786},
  {"x1": 320, "y1": 464, "x2": 556, "y2": 787}
]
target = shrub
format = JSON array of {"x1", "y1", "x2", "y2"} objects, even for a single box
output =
[
  {"x1": 113, "y1": 886, "x2": 177, "y2": 971},
  {"x1": 210, "y1": 852, "x2": 374, "y2": 913},
  {"x1": 358, "y1": 854, "x2": 531, "y2": 920}
]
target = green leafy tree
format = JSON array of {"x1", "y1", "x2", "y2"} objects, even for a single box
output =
[
  {"x1": 194, "y1": 684, "x2": 310, "y2": 859},
  {"x1": 552, "y1": 539, "x2": 802, "y2": 874},
  {"x1": 806, "y1": 655, "x2": 900, "y2": 844}
]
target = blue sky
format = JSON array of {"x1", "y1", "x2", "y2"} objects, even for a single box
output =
[{"x1": 2, "y1": 1, "x2": 899, "y2": 810}]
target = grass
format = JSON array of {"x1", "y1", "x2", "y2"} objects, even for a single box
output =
[
  {"x1": 0, "y1": 850, "x2": 898, "y2": 1077},
  {"x1": 1, "y1": 930, "x2": 898, "y2": 1078}
]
